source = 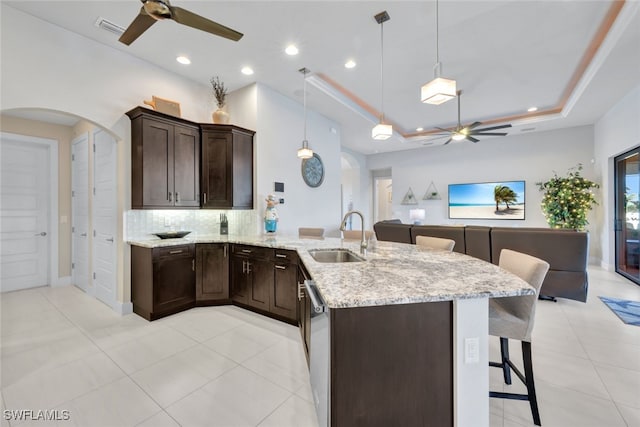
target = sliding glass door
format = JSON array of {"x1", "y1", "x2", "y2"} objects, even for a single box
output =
[{"x1": 615, "y1": 147, "x2": 640, "y2": 284}]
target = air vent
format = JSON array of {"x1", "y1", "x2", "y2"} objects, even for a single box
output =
[
  {"x1": 521, "y1": 127, "x2": 536, "y2": 132},
  {"x1": 94, "y1": 17, "x2": 125, "y2": 36}
]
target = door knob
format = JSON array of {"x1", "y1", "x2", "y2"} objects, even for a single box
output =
[
  {"x1": 80, "y1": 233, "x2": 87, "y2": 237},
  {"x1": 34, "y1": 232, "x2": 47, "y2": 236}
]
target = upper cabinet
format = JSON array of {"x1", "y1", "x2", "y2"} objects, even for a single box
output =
[
  {"x1": 126, "y1": 107, "x2": 254, "y2": 210},
  {"x1": 127, "y1": 107, "x2": 200, "y2": 209},
  {"x1": 201, "y1": 125, "x2": 254, "y2": 210}
]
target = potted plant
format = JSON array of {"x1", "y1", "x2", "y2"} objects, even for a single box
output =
[
  {"x1": 210, "y1": 76, "x2": 229, "y2": 124},
  {"x1": 537, "y1": 164, "x2": 599, "y2": 231}
]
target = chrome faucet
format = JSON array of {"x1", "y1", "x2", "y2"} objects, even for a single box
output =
[{"x1": 340, "y1": 210, "x2": 367, "y2": 255}]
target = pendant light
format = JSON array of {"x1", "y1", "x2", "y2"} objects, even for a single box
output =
[
  {"x1": 421, "y1": 0, "x2": 456, "y2": 105},
  {"x1": 372, "y1": 11, "x2": 392, "y2": 141},
  {"x1": 297, "y1": 67, "x2": 313, "y2": 159}
]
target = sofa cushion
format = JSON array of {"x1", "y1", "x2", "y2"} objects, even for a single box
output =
[
  {"x1": 464, "y1": 226, "x2": 491, "y2": 262},
  {"x1": 373, "y1": 222, "x2": 413, "y2": 244}
]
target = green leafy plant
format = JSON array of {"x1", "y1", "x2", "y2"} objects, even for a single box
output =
[
  {"x1": 537, "y1": 164, "x2": 599, "y2": 231},
  {"x1": 210, "y1": 76, "x2": 227, "y2": 108}
]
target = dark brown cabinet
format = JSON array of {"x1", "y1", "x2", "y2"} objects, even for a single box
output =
[
  {"x1": 201, "y1": 125, "x2": 254, "y2": 209},
  {"x1": 131, "y1": 244, "x2": 195, "y2": 320},
  {"x1": 230, "y1": 245, "x2": 273, "y2": 312},
  {"x1": 271, "y1": 249, "x2": 299, "y2": 322},
  {"x1": 196, "y1": 243, "x2": 229, "y2": 304},
  {"x1": 127, "y1": 107, "x2": 200, "y2": 209}
]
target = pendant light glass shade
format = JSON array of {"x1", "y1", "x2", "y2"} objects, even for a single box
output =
[
  {"x1": 372, "y1": 11, "x2": 392, "y2": 141},
  {"x1": 421, "y1": 0, "x2": 456, "y2": 105},
  {"x1": 297, "y1": 140, "x2": 313, "y2": 159},
  {"x1": 297, "y1": 67, "x2": 314, "y2": 158},
  {"x1": 372, "y1": 123, "x2": 393, "y2": 140}
]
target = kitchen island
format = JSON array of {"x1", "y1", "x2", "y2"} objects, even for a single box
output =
[{"x1": 128, "y1": 234, "x2": 533, "y2": 427}]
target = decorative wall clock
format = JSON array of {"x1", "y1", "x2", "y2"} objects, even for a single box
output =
[{"x1": 301, "y1": 153, "x2": 324, "y2": 188}]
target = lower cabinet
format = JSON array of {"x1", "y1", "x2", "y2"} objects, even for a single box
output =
[
  {"x1": 131, "y1": 244, "x2": 196, "y2": 320},
  {"x1": 132, "y1": 243, "x2": 301, "y2": 325},
  {"x1": 196, "y1": 243, "x2": 229, "y2": 304}
]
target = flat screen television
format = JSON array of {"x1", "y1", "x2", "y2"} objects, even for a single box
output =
[{"x1": 448, "y1": 180, "x2": 525, "y2": 220}]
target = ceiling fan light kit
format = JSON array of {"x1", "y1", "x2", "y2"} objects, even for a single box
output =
[
  {"x1": 421, "y1": 0, "x2": 456, "y2": 105},
  {"x1": 372, "y1": 11, "x2": 392, "y2": 141}
]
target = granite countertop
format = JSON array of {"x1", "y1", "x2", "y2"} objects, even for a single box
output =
[{"x1": 128, "y1": 234, "x2": 534, "y2": 309}]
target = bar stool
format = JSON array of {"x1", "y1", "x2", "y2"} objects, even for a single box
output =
[
  {"x1": 489, "y1": 249, "x2": 550, "y2": 426},
  {"x1": 415, "y1": 235, "x2": 455, "y2": 251},
  {"x1": 342, "y1": 230, "x2": 374, "y2": 241}
]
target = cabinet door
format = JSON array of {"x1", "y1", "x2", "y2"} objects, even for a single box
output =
[
  {"x1": 153, "y1": 247, "x2": 195, "y2": 314},
  {"x1": 247, "y1": 258, "x2": 272, "y2": 312},
  {"x1": 232, "y1": 131, "x2": 253, "y2": 209},
  {"x1": 230, "y1": 255, "x2": 248, "y2": 304},
  {"x1": 271, "y1": 262, "x2": 298, "y2": 321},
  {"x1": 196, "y1": 244, "x2": 229, "y2": 302},
  {"x1": 142, "y1": 119, "x2": 173, "y2": 207},
  {"x1": 201, "y1": 131, "x2": 232, "y2": 208},
  {"x1": 173, "y1": 125, "x2": 200, "y2": 207}
]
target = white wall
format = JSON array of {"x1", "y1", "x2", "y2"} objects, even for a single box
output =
[
  {"x1": 367, "y1": 126, "x2": 600, "y2": 257},
  {"x1": 594, "y1": 85, "x2": 640, "y2": 269}
]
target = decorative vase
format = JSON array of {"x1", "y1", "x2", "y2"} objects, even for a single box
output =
[{"x1": 212, "y1": 108, "x2": 229, "y2": 124}]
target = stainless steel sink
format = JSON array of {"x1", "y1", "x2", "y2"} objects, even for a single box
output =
[{"x1": 308, "y1": 248, "x2": 365, "y2": 263}]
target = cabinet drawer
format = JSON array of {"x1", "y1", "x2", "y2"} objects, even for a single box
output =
[
  {"x1": 154, "y1": 244, "x2": 195, "y2": 259},
  {"x1": 274, "y1": 249, "x2": 298, "y2": 264},
  {"x1": 232, "y1": 244, "x2": 273, "y2": 260}
]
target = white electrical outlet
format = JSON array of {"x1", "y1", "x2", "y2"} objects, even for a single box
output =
[{"x1": 465, "y1": 337, "x2": 480, "y2": 364}]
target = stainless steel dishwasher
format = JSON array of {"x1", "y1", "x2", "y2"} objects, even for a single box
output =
[{"x1": 305, "y1": 280, "x2": 330, "y2": 427}]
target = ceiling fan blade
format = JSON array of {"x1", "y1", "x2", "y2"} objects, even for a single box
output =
[
  {"x1": 467, "y1": 136, "x2": 480, "y2": 143},
  {"x1": 466, "y1": 121, "x2": 482, "y2": 129},
  {"x1": 474, "y1": 124, "x2": 512, "y2": 132},
  {"x1": 171, "y1": 6, "x2": 243, "y2": 41},
  {"x1": 443, "y1": 138, "x2": 453, "y2": 145},
  {"x1": 471, "y1": 132, "x2": 509, "y2": 136},
  {"x1": 119, "y1": 7, "x2": 157, "y2": 45}
]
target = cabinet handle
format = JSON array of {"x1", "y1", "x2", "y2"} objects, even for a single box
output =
[
  {"x1": 168, "y1": 192, "x2": 173, "y2": 202},
  {"x1": 275, "y1": 254, "x2": 287, "y2": 258},
  {"x1": 275, "y1": 265, "x2": 287, "y2": 270},
  {"x1": 176, "y1": 192, "x2": 180, "y2": 203},
  {"x1": 192, "y1": 259, "x2": 195, "y2": 271},
  {"x1": 246, "y1": 261, "x2": 252, "y2": 274},
  {"x1": 223, "y1": 245, "x2": 228, "y2": 258},
  {"x1": 242, "y1": 260, "x2": 246, "y2": 274},
  {"x1": 169, "y1": 250, "x2": 183, "y2": 254},
  {"x1": 241, "y1": 249, "x2": 252, "y2": 254},
  {"x1": 203, "y1": 192, "x2": 207, "y2": 204},
  {"x1": 297, "y1": 283, "x2": 305, "y2": 300}
]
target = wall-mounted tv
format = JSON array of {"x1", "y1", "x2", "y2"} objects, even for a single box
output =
[{"x1": 448, "y1": 181, "x2": 525, "y2": 220}]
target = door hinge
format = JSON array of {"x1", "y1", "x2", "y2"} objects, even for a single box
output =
[
  {"x1": 72, "y1": 226, "x2": 75, "y2": 233},
  {"x1": 93, "y1": 230, "x2": 96, "y2": 237},
  {"x1": 72, "y1": 190, "x2": 75, "y2": 197},
  {"x1": 72, "y1": 263, "x2": 75, "y2": 269},
  {"x1": 93, "y1": 187, "x2": 96, "y2": 195},
  {"x1": 93, "y1": 144, "x2": 96, "y2": 153},
  {"x1": 72, "y1": 154, "x2": 75, "y2": 161},
  {"x1": 93, "y1": 272, "x2": 96, "y2": 280}
]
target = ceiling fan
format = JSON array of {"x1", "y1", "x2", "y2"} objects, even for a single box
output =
[
  {"x1": 431, "y1": 91, "x2": 512, "y2": 145},
  {"x1": 119, "y1": 0, "x2": 243, "y2": 46}
]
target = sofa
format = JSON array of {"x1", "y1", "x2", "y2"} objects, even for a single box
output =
[{"x1": 373, "y1": 222, "x2": 589, "y2": 302}]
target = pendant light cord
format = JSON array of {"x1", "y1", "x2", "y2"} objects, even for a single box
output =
[
  {"x1": 435, "y1": 0, "x2": 439, "y2": 65},
  {"x1": 380, "y1": 20, "x2": 385, "y2": 123},
  {"x1": 303, "y1": 69, "x2": 307, "y2": 141}
]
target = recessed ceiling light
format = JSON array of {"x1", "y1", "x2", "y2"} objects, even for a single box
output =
[
  {"x1": 285, "y1": 45, "x2": 299, "y2": 56},
  {"x1": 344, "y1": 60, "x2": 356, "y2": 69},
  {"x1": 527, "y1": 106, "x2": 538, "y2": 112},
  {"x1": 176, "y1": 56, "x2": 191, "y2": 65},
  {"x1": 416, "y1": 127, "x2": 424, "y2": 132},
  {"x1": 241, "y1": 66, "x2": 254, "y2": 75}
]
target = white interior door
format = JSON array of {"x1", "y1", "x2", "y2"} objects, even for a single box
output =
[
  {"x1": 72, "y1": 133, "x2": 90, "y2": 293},
  {"x1": 92, "y1": 129, "x2": 117, "y2": 308},
  {"x1": 0, "y1": 137, "x2": 50, "y2": 292}
]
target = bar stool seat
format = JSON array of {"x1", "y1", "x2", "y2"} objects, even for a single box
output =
[{"x1": 415, "y1": 235, "x2": 455, "y2": 251}]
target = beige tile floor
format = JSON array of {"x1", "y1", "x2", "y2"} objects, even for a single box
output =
[{"x1": 1, "y1": 266, "x2": 639, "y2": 427}]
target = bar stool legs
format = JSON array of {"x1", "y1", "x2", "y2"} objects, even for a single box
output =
[{"x1": 489, "y1": 339, "x2": 541, "y2": 426}]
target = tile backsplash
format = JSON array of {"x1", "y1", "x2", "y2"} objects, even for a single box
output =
[{"x1": 125, "y1": 209, "x2": 259, "y2": 240}]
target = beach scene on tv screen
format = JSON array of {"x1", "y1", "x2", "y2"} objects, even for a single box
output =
[{"x1": 449, "y1": 181, "x2": 525, "y2": 220}]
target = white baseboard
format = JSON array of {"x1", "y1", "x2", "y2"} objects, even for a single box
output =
[
  {"x1": 599, "y1": 260, "x2": 614, "y2": 271},
  {"x1": 115, "y1": 301, "x2": 133, "y2": 315},
  {"x1": 53, "y1": 276, "x2": 72, "y2": 287}
]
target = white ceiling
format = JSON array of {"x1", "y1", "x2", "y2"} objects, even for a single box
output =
[{"x1": 4, "y1": 1, "x2": 640, "y2": 155}]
